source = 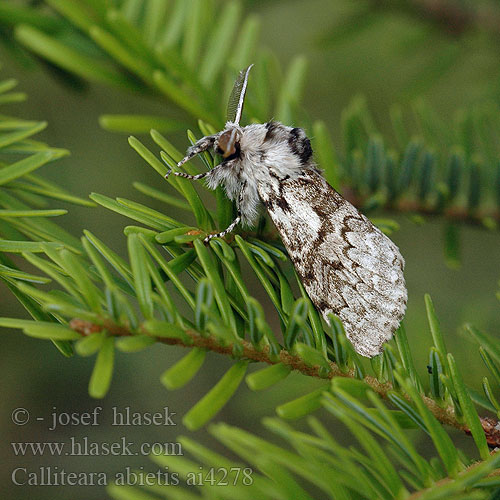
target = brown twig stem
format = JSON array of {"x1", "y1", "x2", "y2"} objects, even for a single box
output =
[{"x1": 69, "y1": 317, "x2": 500, "y2": 447}]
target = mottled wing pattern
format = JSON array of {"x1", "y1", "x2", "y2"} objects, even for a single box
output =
[{"x1": 259, "y1": 170, "x2": 407, "y2": 357}]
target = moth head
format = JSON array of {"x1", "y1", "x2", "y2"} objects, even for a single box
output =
[
  {"x1": 215, "y1": 128, "x2": 241, "y2": 161},
  {"x1": 174, "y1": 65, "x2": 252, "y2": 169}
]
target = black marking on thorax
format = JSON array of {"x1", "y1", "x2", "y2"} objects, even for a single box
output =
[{"x1": 288, "y1": 128, "x2": 313, "y2": 165}]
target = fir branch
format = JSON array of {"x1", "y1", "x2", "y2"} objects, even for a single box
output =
[
  {"x1": 407, "y1": 462, "x2": 500, "y2": 500},
  {"x1": 68, "y1": 316, "x2": 500, "y2": 447},
  {"x1": 1, "y1": 5, "x2": 500, "y2": 497},
  {"x1": 344, "y1": 188, "x2": 500, "y2": 229}
]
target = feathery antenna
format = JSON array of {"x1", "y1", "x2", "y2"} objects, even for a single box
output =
[{"x1": 226, "y1": 64, "x2": 253, "y2": 125}]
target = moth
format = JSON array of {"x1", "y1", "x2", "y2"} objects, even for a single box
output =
[{"x1": 166, "y1": 65, "x2": 407, "y2": 357}]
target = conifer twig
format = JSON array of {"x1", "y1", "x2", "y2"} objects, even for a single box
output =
[
  {"x1": 343, "y1": 188, "x2": 500, "y2": 229},
  {"x1": 69, "y1": 317, "x2": 500, "y2": 447},
  {"x1": 407, "y1": 461, "x2": 500, "y2": 500}
]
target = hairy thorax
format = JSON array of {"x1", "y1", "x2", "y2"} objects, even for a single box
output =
[{"x1": 208, "y1": 121, "x2": 315, "y2": 227}]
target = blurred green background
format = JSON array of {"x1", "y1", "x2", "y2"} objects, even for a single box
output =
[{"x1": 1, "y1": 1, "x2": 500, "y2": 499}]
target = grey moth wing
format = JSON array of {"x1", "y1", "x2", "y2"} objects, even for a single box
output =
[{"x1": 258, "y1": 169, "x2": 407, "y2": 357}]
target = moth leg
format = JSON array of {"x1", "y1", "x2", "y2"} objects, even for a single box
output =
[
  {"x1": 165, "y1": 170, "x2": 210, "y2": 181},
  {"x1": 164, "y1": 161, "x2": 225, "y2": 182},
  {"x1": 164, "y1": 134, "x2": 219, "y2": 180},
  {"x1": 177, "y1": 134, "x2": 218, "y2": 168},
  {"x1": 204, "y1": 181, "x2": 246, "y2": 243},
  {"x1": 203, "y1": 213, "x2": 241, "y2": 243}
]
